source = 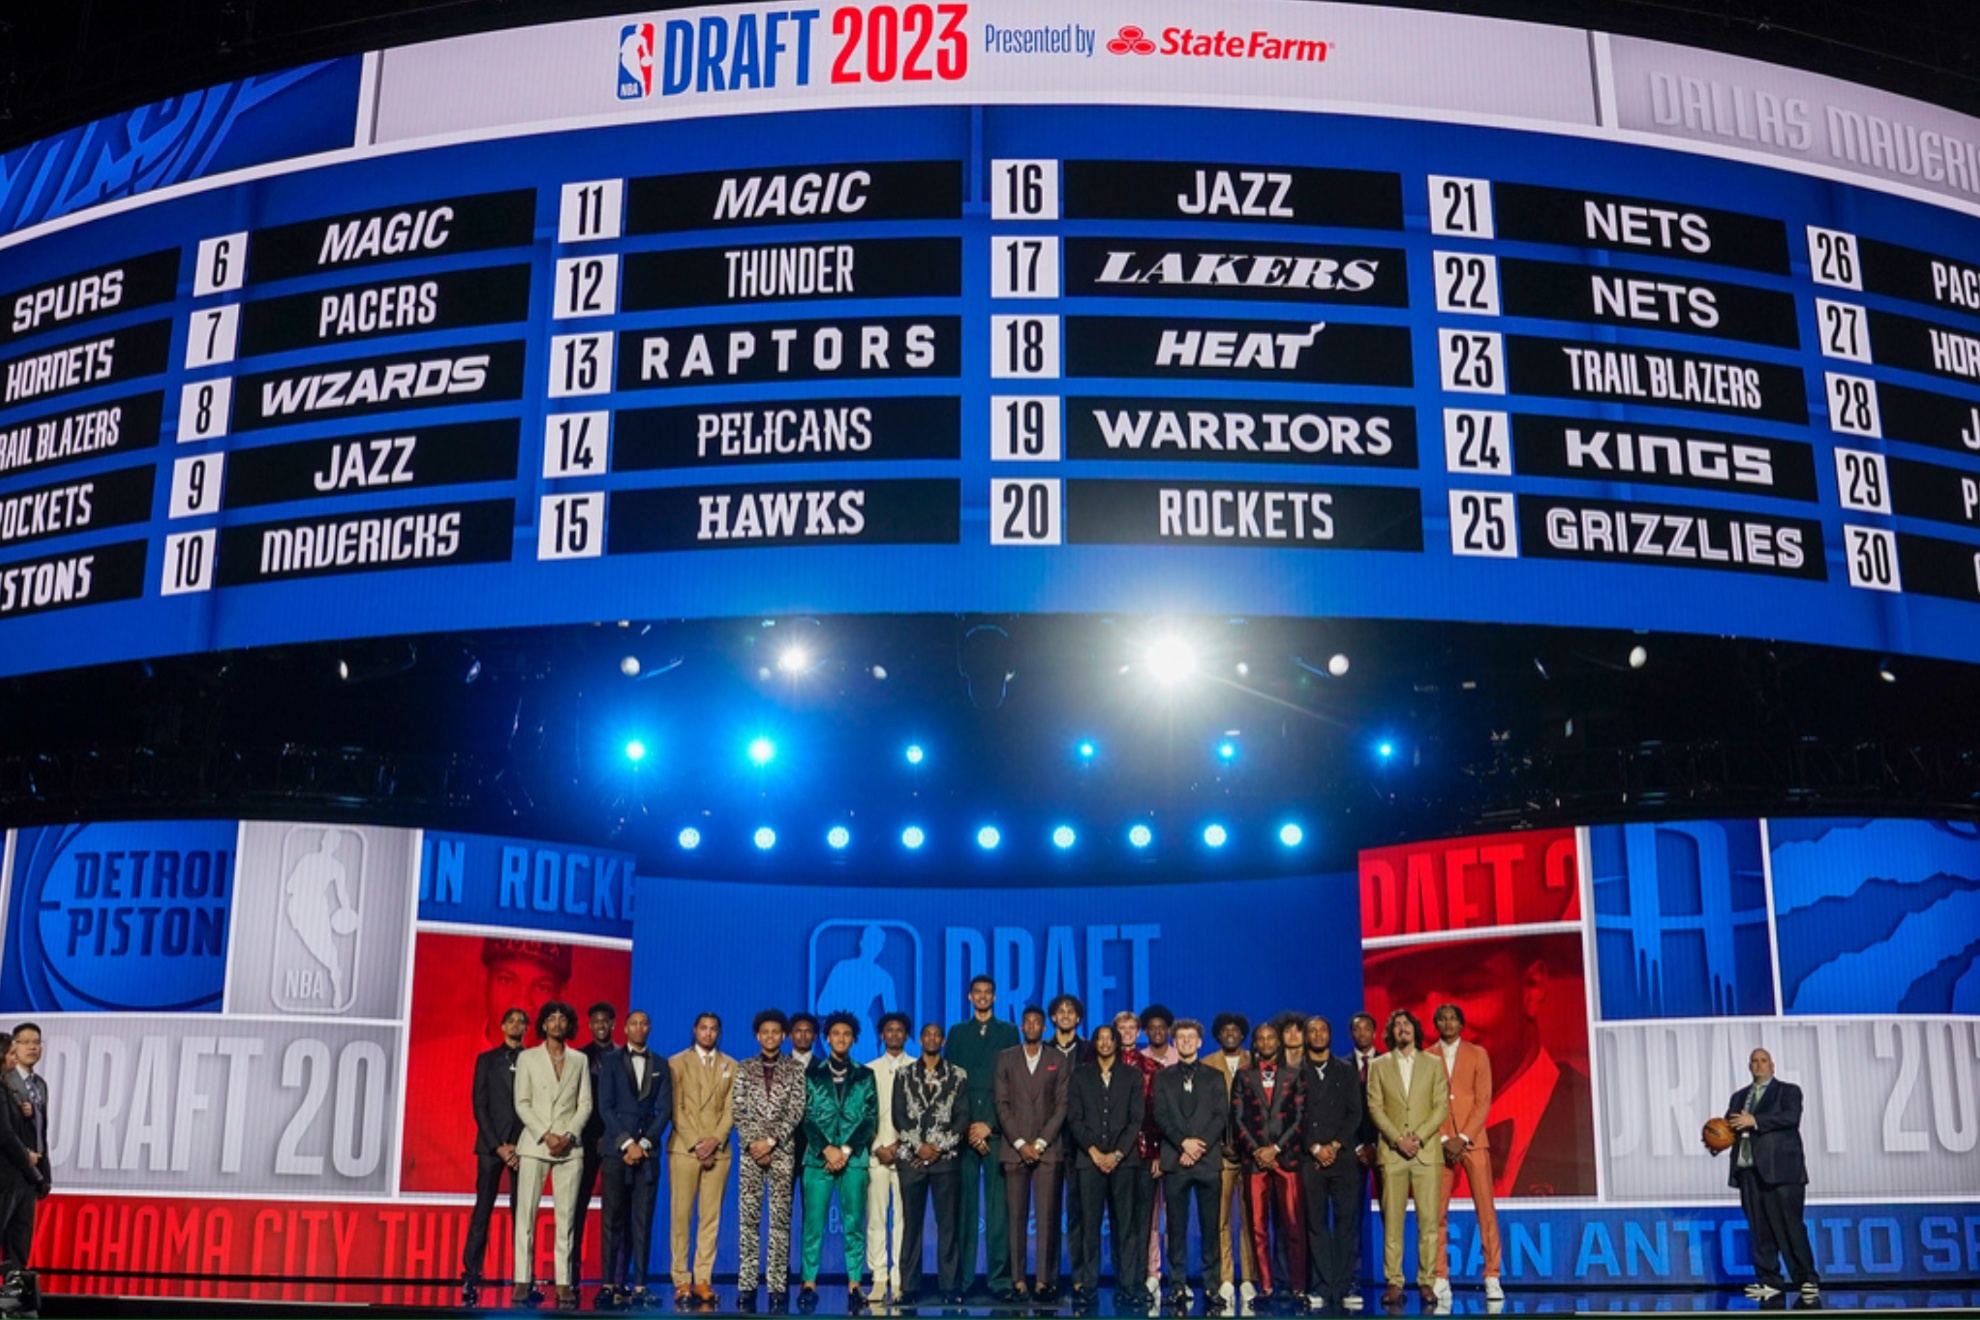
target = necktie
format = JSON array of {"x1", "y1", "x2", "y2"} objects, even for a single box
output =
[{"x1": 1358, "y1": 1054, "x2": 1368, "y2": 1084}]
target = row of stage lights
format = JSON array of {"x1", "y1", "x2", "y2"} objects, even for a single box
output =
[
  {"x1": 672, "y1": 820, "x2": 1309, "y2": 854},
  {"x1": 624, "y1": 737, "x2": 1401, "y2": 770}
]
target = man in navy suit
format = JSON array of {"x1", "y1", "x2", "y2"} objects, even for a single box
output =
[
  {"x1": 1718, "y1": 1048, "x2": 1818, "y2": 1301},
  {"x1": 596, "y1": 1009, "x2": 674, "y2": 1310}
]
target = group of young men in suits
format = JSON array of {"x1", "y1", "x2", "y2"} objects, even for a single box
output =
[{"x1": 463, "y1": 983, "x2": 1813, "y2": 1312}]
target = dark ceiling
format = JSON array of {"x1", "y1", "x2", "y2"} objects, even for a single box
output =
[{"x1": 6, "y1": 1, "x2": 1980, "y2": 156}]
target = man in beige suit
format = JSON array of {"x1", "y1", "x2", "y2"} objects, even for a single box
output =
[
  {"x1": 669, "y1": 1012, "x2": 736, "y2": 1307},
  {"x1": 514, "y1": 1000, "x2": 594, "y2": 1309},
  {"x1": 1365, "y1": 1009, "x2": 1449, "y2": 1308}
]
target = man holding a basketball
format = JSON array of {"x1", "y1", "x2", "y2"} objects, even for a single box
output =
[{"x1": 1704, "y1": 1048, "x2": 1818, "y2": 1301}]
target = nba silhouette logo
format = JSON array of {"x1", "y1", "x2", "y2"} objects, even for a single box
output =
[
  {"x1": 618, "y1": 23, "x2": 655, "y2": 99},
  {"x1": 271, "y1": 826, "x2": 366, "y2": 1013},
  {"x1": 808, "y1": 920, "x2": 921, "y2": 1048}
]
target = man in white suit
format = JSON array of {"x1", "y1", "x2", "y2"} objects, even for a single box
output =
[{"x1": 515, "y1": 999, "x2": 594, "y2": 1309}]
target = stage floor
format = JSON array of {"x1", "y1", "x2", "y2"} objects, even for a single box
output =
[{"x1": 32, "y1": 1281, "x2": 1980, "y2": 1318}]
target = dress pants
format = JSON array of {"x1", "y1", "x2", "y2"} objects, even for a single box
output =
[
  {"x1": 600, "y1": 1150, "x2": 660, "y2": 1289},
  {"x1": 1074, "y1": 1163, "x2": 1136, "y2": 1294},
  {"x1": 568, "y1": 1146, "x2": 603, "y2": 1285},
  {"x1": 736, "y1": 1148, "x2": 797, "y2": 1293},
  {"x1": 1121, "y1": 1162, "x2": 1154, "y2": 1293},
  {"x1": 866, "y1": 1159, "x2": 906, "y2": 1290},
  {"x1": 1216, "y1": 1159, "x2": 1257, "y2": 1289},
  {"x1": 1244, "y1": 1167, "x2": 1305, "y2": 1294},
  {"x1": 1434, "y1": 1146, "x2": 1500, "y2": 1280},
  {"x1": 1736, "y1": 1168, "x2": 1818, "y2": 1288},
  {"x1": 516, "y1": 1154, "x2": 584, "y2": 1287},
  {"x1": 1004, "y1": 1158, "x2": 1062, "y2": 1286},
  {"x1": 957, "y1": 1137, "x2": 1011, "y2": 1292},
  {"x1": 1300, "y1": 1158, "x2": 1361, "y2": 1297},
  {"x1": 1163, "y1": 1162, "x2": 1222, "y2": 1294},
  {"x1": 1062, "y1": 1156, "x2": 1085, "y2": 1285},
  {"x1": 669, "y1": 1151, "x2": 731, "y2": 1288},
  {"x1": 1377, "y1": 1156, "x2": 1440, "y2": 1288},
  {"x1": 899, "y1": 1160, "x2": 963, "y2": 1297},
  {"x1": 462, "y1": 1152, "x2": 516, "y2": 1281},
  {"x1": 0, "y1": 1183, "x2": 35, "y2": 1272},
  {"x1": 801, "y1": 1163, "x2": 871, "y2": 1284}
]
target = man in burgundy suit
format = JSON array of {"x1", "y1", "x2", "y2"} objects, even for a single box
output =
[{"x1": 1231, "y1": 1022, "x2": 1306, "y2": 1307}]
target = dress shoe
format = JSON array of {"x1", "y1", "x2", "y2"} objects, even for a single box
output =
[
  {"x1": 515, "y1": 1284, "x2": 547, "y2": 1307},
  {"x1": 1378, "y1": 1286, "x2": 1404, "y2": 1310},
  {"x1": 897, "y1": 1293, "x2": 922, "y2": 1309},
  {"x1": 693, "y1": 1285, "x2": 717, "y2": 1306},
  {"x1": 595, "y1": 1286, "x2": 624, "y2": 1311},
  {"x1": 737, "y1": 1290, "x2": 759, "y2": 1312},
  {"x1": 798, "y1": 1285, "x2": 820, "y2": 1312},
  {"x1": 1205, "y1": 1297, "x2": 1228, "y2": 1316},
  {"x1": 1417, "y1": 1286, "x2": 1436, "y2": 1306},
  {"x1": 674, "y1": 1288, "x2": 696, "y2": 1309},
  {"x1": 556, "y1": 1286, "x2": 580, "y2": 1310},
  {"x1": 1034, "y1": 1283, "x2": 1061, "y2": 1305},
  {"x1": 462, "y1": 1279, "x2": 481, "y2": 1308},
  {"x1": 1800, "y1": 1282, "x2": 1821, "y2": 1297},
  {"x1": 768, "y1": 1292, "x2": 790, "y2": 1311},
  {"x1": 1340, "y1": 1293, "x2": 1363, "y2": 1313}
]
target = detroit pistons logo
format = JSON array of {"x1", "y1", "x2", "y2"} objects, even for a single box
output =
[{"x1": 1107, "y1": 26, "x2": 1157, "y2": 55}]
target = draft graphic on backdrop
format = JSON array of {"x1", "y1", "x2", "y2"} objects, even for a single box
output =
[
  {"x1": 274, "y1": 826, "x2": 366, "y2": 1013},
  {"x1": 809, "y1": 920, "x2": 920, "y2": 1043}
]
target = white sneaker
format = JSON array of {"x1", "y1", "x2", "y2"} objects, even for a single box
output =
[
  {"x1": 1800, "y1": 1282, "x2": 1821, "y2": 1297},
  {"x1": 1219, "y1": 1282, "x2": 1237, "y2": 1309},
  {"x1": 1744, "y1": 1283, "x2": 1782, "y2": 1298},
  {"x1": 1307, "y1": 1294, "x2": 1325, "y2": 1312},
  {"x1": 1484, "y1": 1277, "x2": 1503, "y2": 1301},
  {"x1": 1341, "y1": 1294, "x2": 1363, "y2": 1313},
  {"x1": 1432, "y1": 1278, "x2": 1452, "y2": 1303},
  {"x1": 1240, "y1": 1282, "x2": 1258, "y2": 1315}
]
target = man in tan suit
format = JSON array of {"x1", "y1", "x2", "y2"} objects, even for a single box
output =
[
  {"x1": 669, "y1": 1012, "x2": 736, "y2": 1307},
  {"x1": 1365, "y1": 1009, "x2": 1449, "y2": 1308},
  {"x1": 1432, "y1": 1004, "x2": 1502, "y2": 1303},
  {"x1": 1208, "y1": 1012, "x2": 1255, "y2": 1313},
  {"x1": 513, "y1": 1000, "x2": 594, "y2": 1309}
]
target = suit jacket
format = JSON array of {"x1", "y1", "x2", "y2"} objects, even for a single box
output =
[
  {"x1": 580, "y1": 1039, "x2": 614, "y2": 1151},
  {"x1": 1232, "y1": 1061, "x2": 1308, "y2": 1169},
  {"x1": 732, "y1": 1053, "x2": 809, "y2": 1148},
  {"x1": 668, "y1": 1048, "x2": 737, "y2": 1157},
  {"x1": 1207, "y1": 1049, "x2": 1251, "y2": 1166},
  {"x1": 514, "y1": 1043, "x2": 594, "y2": 1163},
  {"x1": 1153, "y1": 1059, "x2": 1227, "y2": 1174},
  {"x1": 1365, "y1": 1049, "x2": 1450, "y2": 1171},
  {"x1": 1067, "y1": 1061, "x2": 1147, "y2": 1169},
  {"x1": 947, "y1": 1016, "x2": 1021, "y2": 1133},
  {"x1": 1724, "y1": 1077, "x2": 1808, "y2": 1187},
  {"x1": 893, "y1": 1057, "x2": 968, "y2": 1163},
  {"x1": 993, "y1": 1045, "x2": 1071, "y2": 1164},
  {"x1": 869, "y1": 1050, "x2": 915, "y2": 1149},
  {"x1": 598, "y1": 1046, "x2": 673, "y2": 1156},
  {"x1": 1349, "y1": 1048, "x2": 1381, "y2": 1152},
  {"x1": 1298, "y1": 1055, "x2": 1365, "y2": 1154},
  {"x1": 1436, "y1": 1040, "x2": 1493, "y2": 1150},
  {"x1": 471, "y1": 1044, "x2": 526, "y2": 1155},
  {"x1": 803, "y1": 1060, "x2": 879, "y2": 1169},
  {"x1": 3, "y1": 1070, "x2": 48, "y2": 1191}
]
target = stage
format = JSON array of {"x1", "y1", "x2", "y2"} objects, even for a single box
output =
[{"x1": 27, "y1": 1277, "x2": 1980, "y2": 1318}]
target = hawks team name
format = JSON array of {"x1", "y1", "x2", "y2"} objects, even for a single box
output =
[{"x1": 697, "y1": 488, "x2": 866, "y2": 540}]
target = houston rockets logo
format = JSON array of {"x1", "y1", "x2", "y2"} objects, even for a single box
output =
[
  {"x1": 272, "y1": 826, "x2": 366, "y2": 1013},
  {"x1": 1107, "y1": 26, "x2": 1157, "y2": 55}
]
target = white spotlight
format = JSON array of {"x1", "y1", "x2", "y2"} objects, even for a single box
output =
[
  {"x1": 778, "y1": 646, "x2": 810, "y2": 675},
  {"x1": 620, "y1": 655, "x2": 641, "y2": 677},
  {"x1": 1628, "y1": 645, "x2": 1648, "y2": 670},
  {"x1": 1328, "y1": 653, "x2": 1351, "y2": 677},
  {"x1": 1144, "y1": 637, "x2": 1197, "y2": 685}
]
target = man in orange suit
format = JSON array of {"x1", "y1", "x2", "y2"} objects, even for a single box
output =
[{"x1": 1431, "y1": 1004, "x2": 1502, "y2": 1304}]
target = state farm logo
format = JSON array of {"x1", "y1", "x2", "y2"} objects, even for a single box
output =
[
  {"x1": 1107, "y1": 25, "x2": 1156, "y2": 55},
  {"x1": 1106, "y1": 24, "x2": 1330, "y2": 63}
]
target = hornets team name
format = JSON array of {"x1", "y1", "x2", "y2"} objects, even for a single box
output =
[{"x1": 5, "y1": 334, "x2": 114, "y2": 403}]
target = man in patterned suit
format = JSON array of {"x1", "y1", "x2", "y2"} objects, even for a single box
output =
[
  {"x1": 894, "y1": 1022, "x2": 969, "y2": 1305},
  {"x1": 733, "y1": 1010, "x2": 808, "y2": 1311},
  {"x1": 668, "y1": 1013, "x2": 736, "y2": 1309},
  {"x1": 800, "y1": 1012, "x2": 880, "y2": 1307}
]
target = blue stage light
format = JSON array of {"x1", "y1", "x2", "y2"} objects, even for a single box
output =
[
  {"x1": 1204, "y1": 824, "x2": 1228, "y2": 848},
  {"x1": 827, "y1": 826, "x2": 850, "y2": 850},
  {"x1": 902, "y1": 826, "x2": 926, "y2": 850},
  {"x1": 977, "y1": 826, "x2": 1001, "y2": 850},
  {"x1": 677, "y1": 827, "x2": 701, "y2": 851},
  {"x1": 749, "y1": 737, "x2": 777, "y2": 766},
  {"x1": 1279, "y1": 823, "x2": 1305, "y2": 847},
  {"x1": 1053, "y1": 825, "x2": 1077, "y2": 850},
  {"x1": 1077, "y1": 740, "x2": 1097, "y2": 761},
  {"x1": 624, "y1": 739, "x2": 648, "y2": 763},
  {"x1": 1377, "y1": 741, "x2": 1396, "y2": 760},
  {"x1": 1128, "y1": 823, "x2": 1153, "y2": 849},
  {"x1": 753, "y1": 827, "x2": 776, "y2": 850},
  {"x1": 1216, "y1": 741, "x2": 1237, "y2": 762},
  {"x1": 905, "y1": 744, "x2": 925, "y2": 765}
]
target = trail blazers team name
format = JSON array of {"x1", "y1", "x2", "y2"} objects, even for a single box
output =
[
  {"x1": 0, "y1": 403, "x2": 124, "y2": 474},
  {"x1": 1562, "y1": 346, "x2": 1762, "y2": 410}
]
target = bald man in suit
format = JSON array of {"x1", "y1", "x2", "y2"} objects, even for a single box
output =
[{"x1": 1364, "y1": 1010, "x2": 1449, "y2": 1308}]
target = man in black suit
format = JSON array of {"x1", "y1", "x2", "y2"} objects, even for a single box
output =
[
  {"x1": 1718, "y1": 1048, "x2": 1818, "y2": 1301},
  {"x1": 0, "y1": 1030, "x2": 42, "y2": 1297},
  {"x1": 1066, "y1": 1024, "x2": 1145, "y2": 1306},
  {"x1": 1153, "y1": 1020, "x2": 1228, "y2": 1314},
  {"x1": 1298, "y1": 1017, "x2": 1363, "y2": 1310},
  {"x1": 597, "y1": 1009, "x2": 673, "y2": 1310},
  {"x1": 570, "y1": 1002, "x2": 618, "y2": 1292},
  {"x1": 462, "y1": 1007, "x2": 529, "y2": 1306}
]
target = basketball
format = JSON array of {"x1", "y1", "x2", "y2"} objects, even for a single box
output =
[
  {"x1": 1702, "y1": 1116, "x2": 1735, "y2": 1152},
  {"x1": 330, "y1": 908, "x2": 359, "y2": 936}
]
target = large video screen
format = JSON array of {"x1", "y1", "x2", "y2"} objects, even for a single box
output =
[{"x1": 3, "y1": 1, "x2": 1980, "y2": 678}]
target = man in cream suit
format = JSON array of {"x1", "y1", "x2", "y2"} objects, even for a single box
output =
[
  {"x1": 669, "y1": 1013, "x2": 736, "y2": 1308},
  {"x1": 866, "y1": 1012, "x2": 916, "y2": 1301},
  {"x1": 1364, "y1": 1009, "x2": 1449, "y2": 1309},
  {"x1": 513, "y1": 1000, "x2": 594, "y2": 1310}
]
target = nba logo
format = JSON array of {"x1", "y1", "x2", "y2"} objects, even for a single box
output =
[
  {"x1": 271, "y1": 825, "x2": 367, "y2": 1013},
  {"x1": 809, "y1": 920, "x2": 922, "y2": 1048},
  {"x1": 618, "y1": 23, "x2": 655, "y2": 99}
]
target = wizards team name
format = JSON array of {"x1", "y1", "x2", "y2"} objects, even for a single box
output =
[{"x1": 259, "y1": 355, "x2": 490, "y2": 417}]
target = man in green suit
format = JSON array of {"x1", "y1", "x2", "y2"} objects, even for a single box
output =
[
  {"x1": 800, "y1": 1011, "x2": 879, "y2": 1307},
  {"x1": 946, "y1": 974, "x2": 1021, "y2": 1300}
]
